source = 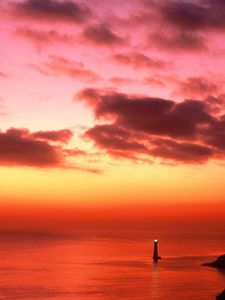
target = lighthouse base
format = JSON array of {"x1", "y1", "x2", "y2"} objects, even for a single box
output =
[{"x1": 153, "y1": 255, "x2": 162, "y2": 261}]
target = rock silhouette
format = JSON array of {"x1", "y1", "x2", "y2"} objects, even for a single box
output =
[
  {"x1": 203, "y1": 255, "x2": 225, "y2": 269},
  {"x1": 216, "y1": 289, "x2": 225, "y2": 300}
]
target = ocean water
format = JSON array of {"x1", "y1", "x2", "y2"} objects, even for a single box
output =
[{"x1": 0, "y1": 230, "x2": 224, "y2": 300}]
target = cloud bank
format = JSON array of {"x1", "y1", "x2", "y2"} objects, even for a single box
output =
[
  {"x1": 0, "y1": 128, "x2": 74, "y2": 167},
  {"x1": 78, "y1": 88, "x2": 225, "y2": 164}
]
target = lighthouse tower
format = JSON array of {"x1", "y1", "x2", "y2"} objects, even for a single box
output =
[{"x1": 153, "y1": 238, "x2": 161, "y2": 261}]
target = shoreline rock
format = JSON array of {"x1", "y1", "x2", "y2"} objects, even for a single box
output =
[
  {"x1": 216, "y1": 289, "x2": 225, "y2": 300},
  {"x1": 203, "y1": 255, "x2": 225, "y2": 269}
]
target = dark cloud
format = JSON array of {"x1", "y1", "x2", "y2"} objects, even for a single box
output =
[
  {"x1": 151, "y1": 30, "x2": 206, "y2": 52},
  {"x1": 114, "y1": 52, "x2": 167, "y2": 69},
  {"x1": 149, "y1": 138, "x2": 213, "y2": 163},
  {"x1": 158, "y1": 1, "x2": 209, "y2": 31},
  {"x1": 205, "y1": 95, "x2": 225, "y2": 114},
  {"x1": 78, "y1": 88, "x2": 225, "y2": 164},
  {"x1": 0, "y1": 128, "x2": 61, "y2": 167},
  {"x1": 157, "y1": 0, "x2": 225, "y2": 32},
  {"x1": 140, "y1": 1, "x2": 225, "y2": 52},
  {"x1": 85, "y1": 124, "x2": 148, "y2": 159},
  {"x1": 32, "y1": 55, "x2": 100, "y2": 82},
  {"x1": 15, "y1": 27, "x2": 75, "y2": 48},
  {"x1": 32, "y1": 129, "x2": 73, "y2": 143},
  {"x1": 84, "y1": 124, "x2": 214, "y2": 163},
  {"x1": 10, "y1": 0, "x2": 91, "y2": 23},
  {"x1": 82, "y1": 24, "x2": 124, "y2": 46},
  {"x1": 0, "y1": 127, "x2": 101, "y2": 172},
  {"x1": 203, "y1": 116, "x2": 225, "y2": 150},
  {"x1": 79, "y1": 88, "x2": 212, "y2": 139},
  {"x1": 0, "y1": 127, "x2": 93, "y2": 168}
]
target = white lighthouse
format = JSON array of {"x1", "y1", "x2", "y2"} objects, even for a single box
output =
[{"x1": 153, "y1": 238, "x2": 161, "y2": 261}]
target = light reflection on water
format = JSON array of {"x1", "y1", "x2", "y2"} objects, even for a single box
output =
[{"x1": 0, "y1": 231, "x2": 224, "y2": 299}]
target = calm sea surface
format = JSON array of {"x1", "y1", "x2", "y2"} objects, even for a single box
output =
[{"x1": 0, "y1": 230, "x2": 224, "y2": 299}]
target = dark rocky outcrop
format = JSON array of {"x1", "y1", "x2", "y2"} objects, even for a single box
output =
[
  {"x1": 203, "y1": 255, "x2": 225, "y2": 269},
  {"x1": 216, "y1": 289, "x2": 225, "y2": 300}
]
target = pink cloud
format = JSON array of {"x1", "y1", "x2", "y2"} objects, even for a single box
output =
[
  {"x1": 144, "y1": 76, "x2": 165, "y2": 87},
  {"x1": 113, "y1": 51, "x2": 168, "y2": 69},
  {"x1": 31, "y1": 129, "x2": 73, "y2": 143},
  {"x1": 174, "y1": 76, "x2": 222, "y2": 99},
  {"x1": 110, "y1": 77, "x2": 134, "y2": 86},
  {"x1": 0, "y1": 71, "x2": 9, "y2": 78},
  {"x1": 31, "y1": 55, "x2": 101, "y2": 82}
]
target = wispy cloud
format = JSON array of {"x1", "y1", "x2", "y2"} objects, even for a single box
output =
[
  {"x1": 81, "y1": 23, "x2": 125, "y2": 47},
  {"x1": 113, "y1": 52, "x2": 168, "y2": 69},
  {"x1": 31, "y1": 55, "x2": 101, "y2": 82},
  {"x1": 15, "y1": 27, "x2": 76, "y2": 49}
]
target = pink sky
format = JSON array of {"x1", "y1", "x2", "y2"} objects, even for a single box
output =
[{"x1": 0, "y1": 0, "x2": 225, "y2": 231}]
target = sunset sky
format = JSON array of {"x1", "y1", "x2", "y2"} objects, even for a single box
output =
[{"x1": 1, "y1": 0, "x2": 225, "y2": 232}]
